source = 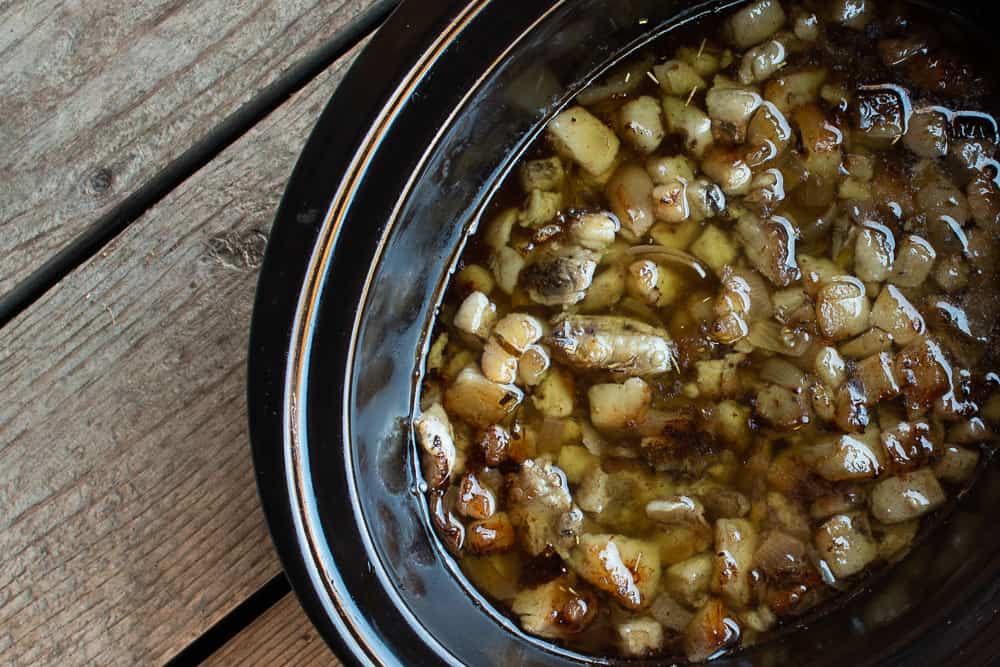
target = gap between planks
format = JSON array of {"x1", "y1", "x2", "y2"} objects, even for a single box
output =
[
  {"x1": 0, "y1": 34, "x2": 369, "y2": 667},
  {"x1": 0, "y1": 0, "x2": 400, "y2": 327},
  {"x1": 200, "y1": 592, "x2": 342, "y2": 666}
]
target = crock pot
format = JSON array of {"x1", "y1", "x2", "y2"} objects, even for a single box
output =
[{"x1": 248, "y1": 1, "x2": 1000, "y2": 664}]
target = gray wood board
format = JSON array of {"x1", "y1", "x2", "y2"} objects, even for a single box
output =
[
  {"x1": 0, "y1": 44, "x2": 362, "y2": 666},
  {"x1": 0, "y1": 0, "x2": 376, "y2": 294},
  {"x1": 203, "y1": 594, "x2": 340, "y2": 666}
]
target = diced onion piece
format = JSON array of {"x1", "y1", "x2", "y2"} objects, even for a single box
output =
[
  {"x1": 894, "y1": 337, "x2": 951, "y2": 417},
  {"x1": 518, "y1": 344, "x2": 551, "y2": 386},
  {"x1": 764, "y1": 67, "x2": 827, "y2": 114},
  {"x1": 794, "y1": 103, "x2": 844, "y2": 178},
  {"x1": 914, "y1": 160, "x2": 970, "y2": 224},
  {"x1": 684, "y1": 598, "x2": 741, "y2": 663},
  {"x1": 881, "y1": 419, "x2": 936, "y2": 472},
  {"x1": 690, "y1": 226, "x2": 739, "y2": 274},
  {"x1": 904, "y1": 109, "x2": 949, "y2": 158},
  {"x1": 745, "y1": 168, "x2": 787, "y2": 217},
  {"x1": 772, "y1": 287, "x2": 812, "y2": 325},
  {"x1": 568, "y1": 210, "x2": 620, "y2": 251},
  {"x1": 854, "y1": 224, "x2": 896, "y2": 283},
  {"x1": 967, "y1": 170, "x2": 1000, "y2": 232},
  {"x1": 519, "y1": 156, "x2": 565, "y2": 192},
  {"x1": 799, "y1": 254, "x2": 840, "y2": 295},
  {"x1": 650, "y1": 594, "x2": 695, "y2": 632},
  {"x1": 653, "y1": 59, "x2": 707, "y2": 96},
  {"x1": 491, "y1": 246, "x2": 526, "y2": 294},
  {"x1": 481, "y1": 338, "x2": 519, "y2": 384},
  {"x1": 652, "y1": 180, "x2": 691, "y2": 223},
  {"x1": 662, "y1": 96, "x2": 714, "y2": 158},
  {"x1": 512, "y1": 577, "x2": 598, "y2": 639},
  {"x1": 723, "y1": 0, "x2": 787, "y2": 49},
  {"x1": 805, "y1": 428, "x2": 885, "y2": 481},
  {"x1": 754, "y1": 384, "x2": 809, "y2": 431},
  {"x1": 760, "y1": 357, "x2": 807, "y2": 389},
  {"x1": 834, "y1": 380, "x2": 870, "y2": 433},
  {"x1": 606, "y1": 163, "x2": 656, "y2": 240},
  {"x1": 414, "y1": 403, "x2": 457, "y2": 488},
  {"x1": 485, "y1": 208, "x2": 518, "y2": 250},
  {"x1": 815, "y1": 346, "x2": 847, "y2": 388},
  {"x1": 454, "y1": 291, "x2": 497, "y2": 338},
  {"x1": 711, "y1": 519, "x2": 758, "y2": 608},
  {"x1": 933, "y1": 445, "x2": 980, "y2": 484},
  {"x1": 713, "y1": 400, "x2": 753, "y2": 450},
  {"x1": 736, "y1": 214, "x2": 800, "y2": 287},
  {"x1": 646, "y1": 155, "x2": 696, "y2": 185},
  {"x1": 455, "y1": 472, "x2": 498, "y2": 520},
  {"x1": 739, "y1": 40, "x2": 787, "y2": 85},
  {"x1": 687, "y1": 178, "x2": 728, "y2": 222},
  {"x1": 666, "y1": 553, "x2": 714, "y2": 608},
  {"x1": 455, "y1": 264, "x2": 495, "y2": 296},
  {"x1": 746, "y1": 320, "x2": 811, "y2": 357},
  {"x1": 748, "y1": 101, "x2": 793, "y2": 157},
  {"x1": 619, "y1": 95, "x2": 666, "y2": 154},
  {"x1": 588, "y1": 377, "x2": 652, "y2": 433},
  {"x1": 570, "y1": 534, "x2": 661, "y2": 610},
  {"x1": 870, "y1": 469, "x2": 946, "y2": 524},
  {"x1": 444, "y1": 365, "x2": 524, "y2": 427},
  {"x1": 479, "y1": 424, "x2": 511, "y2": 467},
  {"x1": 492, "y1": 313, "x2": 545, "y2": 355},
  {"x1": 647, "y1": 496, "x2": 709, "y2": 527},
  {"x1": 706, "y1": 86, "x2": 763, "y2": 144},
  {"x1": 518, "y1": 189, "x2": 562, "y2": 228},
  {"x1": 839, "y1": 327, "x2": 894, "y2": 359},
  {"x1": 532, "y1": 368, "x2": 576, "y2": 418},
  {"x1": 466, "y1": 512, "x2": 517, "y2": 554},
  {"x1": 701, "y1": 146, "x2": 753, "y2": 196},
  {"x1": 810, "y1": 381, "x2": 836, "y2": 423},
  {"x1": 870, "y1": 285, "x2": 926, "y2": 346},
  {"x1": 855, "y1": 86, "x2": 909, "y2": 147},
  {"x1": 547, "y1": 106, "x2": 621, "y2": 176},
  {"x1": 677, "y1": 45, "x2": 730, "y2": 78},
  {"x1": 617, "y1": 617, "x2": 664, "y2": 657},
  {"x1": 816, "y1": 276, "x2": 870, "y2": 341},
  {"x1": 580, "y1": 265, "x2": 626, "y2": 312},
  {"x1": 627, "y1": 259, "x2": 684, "y2": 307},
  {"x1": 855, "y1": 352, "x2": 901, "y2": 405},
  {"x1": 814, "y1": 514, "x2": 877, "y2": 579}
]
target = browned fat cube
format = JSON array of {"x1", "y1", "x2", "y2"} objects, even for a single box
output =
[
  {"x1": 880, "y1": 420, "x2": 937, "y2": 472},
  {"x1": 894, "y1": 338, "x2": 951, "y2": 417},
  {"x1": 856, "y1": 86, "x2": 908, "y2": 144}
]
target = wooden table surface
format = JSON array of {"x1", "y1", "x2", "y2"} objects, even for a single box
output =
[{"x1": 0, "y1": 1, "x2": 391, "y2": 663}]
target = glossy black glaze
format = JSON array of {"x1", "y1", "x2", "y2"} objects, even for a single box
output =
[{"x1": 248, "y1": 1, "x2": 1000, "y2": 665}]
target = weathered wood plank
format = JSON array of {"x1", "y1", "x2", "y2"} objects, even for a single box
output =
[
  {"x1": 0, "y1": 40, "x2": 365, "y2": 666},
  {"x1": 203, "y1": 594, "x2": 340, "y2": 666},
  {"x1": 0, "y1": 0, "x2": 377, "y2": 295}
]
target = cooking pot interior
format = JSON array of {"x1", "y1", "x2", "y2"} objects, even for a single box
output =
[{"x1": 302, "y1": 1, "x2": 1000, "y2": 663}]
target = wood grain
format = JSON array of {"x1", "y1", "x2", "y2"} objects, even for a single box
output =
[
  {"x1": 203, "y1": 594, "x2": 340, "y2": 666},
  {"x1": 0, "y1": 41, "x2": 364, "y2": 666},
  {"x1": 0, "y1": 0, "x2": 376, "y2": 295}
]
